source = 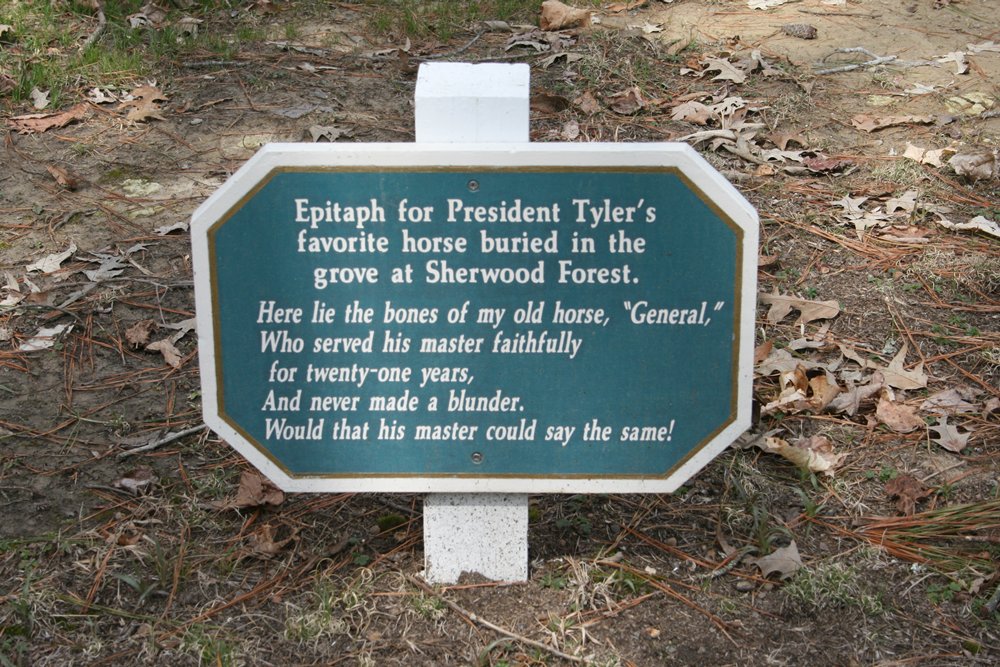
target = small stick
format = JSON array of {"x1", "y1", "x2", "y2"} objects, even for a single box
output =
[
  {"x1": 117, "y1": 425, "x2": 206, "y2": 460},
  {"x1": 986, "y1": 583, "x2": 1000, "y2": 615},
  {"x1": 404, "y1": 573, "x2": 588, "y2": 664},
  {"x1": 79, "y1": 8, "x2": 106, "y2": 52}
]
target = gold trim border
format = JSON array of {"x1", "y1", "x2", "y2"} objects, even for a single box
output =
[{"x1": 207, "y1": 164, "x2": 746, "y2": 480}]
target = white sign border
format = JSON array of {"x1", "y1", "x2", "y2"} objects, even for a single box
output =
[{"x1": 191, "y1": 142, "x2": 758, "y2": 493}]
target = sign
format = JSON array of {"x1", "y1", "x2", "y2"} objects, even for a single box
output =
[{"x1": 191, "y1": 143, "x2": 758, "y2": 493}]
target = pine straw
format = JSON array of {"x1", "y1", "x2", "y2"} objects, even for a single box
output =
[{"x1": 856, "y1": 499, "x2": 1000, "y2": 572}]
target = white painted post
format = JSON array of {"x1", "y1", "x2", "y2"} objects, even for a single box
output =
[{"x1": 415, "y1": 62, "x2": 530, "y2": 584}]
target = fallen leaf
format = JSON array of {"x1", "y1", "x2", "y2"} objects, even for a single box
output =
[
  {"x1": 125, "y1": 320, "x2": 156, "y2": 348},
  {"x1": 29, "y1": 87, "x2": 49, "y2": 110},
  {"x1": 538, "y1": 51, "x2": 583, "y2": 68},
  {"x1": 118, "y1": 84, "x2": 169, "y2": 123},
  {"x1": 755, "y1": 435, "x2": 846, "y2": 476},
  {"x1": 235, "y1": 471, "x2": 284, "y2": 508},
  {"x1": 929, "y1": 416, "x2": 971, "y2": 453},
  {"x1": 539, "y1": 0, "x2": 591, "y2": 31},
  {"x1": 530, "y1": 91, "x2": 570, "y2": 113},
  {"x1": 758, "y1": 289, "x2": 841, "y2": 325},
  {"x1": 920, "y1": 388, "x2": 978, "y2": 415},
  {"x1": 671, "y1": 100, "x2": 715, "y2": 125},
  {"x1": 949, "y1": 152, "x2": 999, "y2": 181},
  {"x1": 851, "y1": 114, "x2": 934, "y2": 133},
  {"x1": 114, "y1": 465, "x2": 158, "y2": 495},
  {"x1": 252, "y1": 0, "x2": 281, "y2": 14},
  {"x1": 153, "y1": 221, "x2": 189, "y2": 235},
  {"x1": 876, "y1": 395, "x2": 924, "y2": 433},
  {"x1": 903, "y1": 144, "x2": 955, "y2": 168},
  {"x1": 560, "y1": 120, "x2": 580, "y2": 140},
  {"x1": 9, "y1": 103, "x2": 89, "y2": 133},
  {"x1": 768, "y1": 132, "x2": 808, "y2": 151},
  {"x1": 881, "y1": 343, "x2": 928, "y2": 390},
  {"x1": 26, "y1": 244, "x2": 76, "y2": 273},
  {"x1": 752, "y1": 541, "x2": 801, "y2": 579},
  {"x1": 935, "y1": 215, "x2": 1000, "y2": 238},
  {"x1": 46, "y1": 164, "x2": 78, "y2": 189},
  {"x1": 21, "y1": 324, "x2": 73, "y2": 352},
  {"x1": 984, "y1": 397, "x2": 1000, "y2": 417},
  {"x1": 803, "y1": 156, "x2": 850, "y2": 172},
  {"x1": 573, "y1": 91, "x2": 600, "y2": 116},
  {"x1": 885, "y1": 474, "x2": 931, "y2": 515},
  {"x1": 146, "y1": 339, "x2": 183, "y2": 367},
  {"x1": 0, "y1": 24, "x2": 13, "y2": 39},
  {"x1": 885, "y1": 190, "x2": 918, "y2": 213},
  {"x1": 936, "y1": 51, "x2": 968, "y2": 75},
  {"x1": 308, "y1": 125, "x2": 352, "y2": 142},
  {"x1": 748, "y1": 0, "x2": 790, "y2": 8},
  {"x1": 702, "y1": 57, "x2": 746, "y2": 84},
  {"x1": 607, "y1": 86, "x2": 646, "y2": 115},
  {"x1": 753, "y1": 340, "x2": 773, "y2": 364},
  {"x1": 84, "y1": 254, "x2": 127, "y2": 282},
  {"x1": 248, "y1": 523, "x2": 298, "y2": 558}
]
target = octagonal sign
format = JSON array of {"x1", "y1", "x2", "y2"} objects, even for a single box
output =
[{"x1": 191, "y1": 143, "x2": 758, "y2": 493}]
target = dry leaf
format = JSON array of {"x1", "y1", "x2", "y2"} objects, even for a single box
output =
[
  {"x1": 983, "y1": 397, "x2": 1000, "y2": 417},
  {"x1": 608, "y1": 0, "x2": 647, "y2": 11},
  {"x1": 560, "y1": 120, "x2": 580, "y2": 140},
  {"x1": 29, "y1": 87, "x2": 50, "y2": 110},
  {"x1": 10, "y1": 103, "x2": 89, "y2": 133},
  {"x1": 607, "y1": 86, "x2": 646, "y2": 115},
  {"x1": 574, "y1": 91, "x2": 600, "y2": 116},
  {"x1": 803, "y1": 156, "x2": 851, "y2": 172},
  {"x1": 235, "y1": 471, "x2": 285, "y2": 507},
  {"x1": 752, "y1": 541, "x2": 802, "y2": 580},
  {"x1": 248, "y1": 523, "x2": 298, "y2": 558},
  {"x1": 876, "y1": 395, "x2": 924, "y2": 433},
  {"x1": 118, "y1": 84, "x2": 169, "y2": 123},
  {"x1": 753, "y1": 341, "x2": 773, "y2": 364},
  {"x1": 539, "y1": 0, "x2": 591, "y2": 31},
  {"x1": 252, "y1": 0, "x2": 281, "y2": 14},
  {"x1": 146, "y1": 339, "x2": 183, "y2": 367},
  {"x1": 671, "y1": 100, "x2": 715, "y2": 125},
  {"x1": 768, "y1": 132, "x2": 808, "y2": 151},
  {"x1": 920, "y1": 388, "x2": 978, "y2": 415},
  {"x1": 530, "y1": 91, "x2": 570, "y2": 113},
  {"x1": 26, "y1": 244, "x2": 76, "y2": 273},
  {"x1": 881, "y1": 343, "x2": 928, "y2": 390},
  {"x1": 21, "y1": 324, "x2": 73, "y2": 352},
  {"x1": 929, "y1": 416, "x2": 971, "y2": 453},
  {"x1": 903, "y1": 143, "x2": 955, "y2": 168},
  {"x1": 885, "y1": 474, "x2": 931, "y2": 516},
  {"x1": 46, "y1": 164, "x2": 78, "y2": 189},
  {"x1": 758, "y1": 289, "x2": 841, "y2": 325},
  {"x1": 935, "y1": 215, "x2": 1000, "y2": 238},
  {"x1": 756, "y1": 436, "x2": 846, "y2": 476},
  {"x1": 702, "y1": 57, "x2": 746, "y2": 84},
  {"x1": 125, "y1": 320, "x2": 156, "y2": 348},
  {"x1": 114, "y1": 465, "x2": 158, "y2": 495},
  {"x1": 851, "y1": 114, "x2": 934, "y2": 133},
  {"x1": 949, "y1": 152, "x2": 999, "y2": 181}
]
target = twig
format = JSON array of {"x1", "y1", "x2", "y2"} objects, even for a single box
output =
[
  {"x1": 404, "y1": 573, "x2": 588, "y2": 664},
  {"x1": 416, "y1": 31, "x2": 485, "y2": 61},
  {"x1": 814, "y1": 48, "x2": 935, "y2": 75},
  {"x1": 182, "y1": 61, "x2": 249, "y2": 68},
  {"x1": 117, "y1": 425, "x2": 206, "y2": 460},
  {"x1": 986, "y1": 582, "x2": 1000, "y2": 615},
  {"x1": 79, "y1": 8, "x2": 106, "y2": 52}
]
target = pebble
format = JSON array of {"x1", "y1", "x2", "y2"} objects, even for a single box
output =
[
  {"x1": 735, "y1": 580, "x2": 755, "y2": 592},
  {"x1": 190, "y1": 118, "x2": 203, "y2": 125}
]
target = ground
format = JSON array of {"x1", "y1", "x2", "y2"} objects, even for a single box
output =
[{"x1": 1, "y1": 1, "x2": 1000, "y2": 666}]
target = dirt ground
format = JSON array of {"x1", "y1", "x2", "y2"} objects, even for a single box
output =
[{"x1": 2, "y1": 1, "x2": 1000, "y2": 665}]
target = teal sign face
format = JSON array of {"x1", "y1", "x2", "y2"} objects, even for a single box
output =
[{"x1": 192, "y1": 144, "x2": 757, "y2": 493}]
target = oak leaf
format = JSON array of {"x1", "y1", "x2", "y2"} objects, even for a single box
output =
[
  {"x1": 671, "y1": 100, "x2": 715, "y2": 125},
  {"x1": 881, "y1": 343, "x2": 927, "y2": 390},
  {"x1": 125, "y1": 319, "x2": 156, "y2": 348},
  {"x1": 530, "y1": 91, "x2": 570, "y2": 113},
  {"x1": 702, "y1": 57, "x2": 746, "y2": 84},
  {"x1": 539, "y1": 0, "x2": 591, "y2": 31},
  {"x1": 574, "y1": 91, "x2": 600, "y2": 116},
  {"x1": 118, "y1": 84, "x2": 168, "y2": 123},
  {"x1": 929, "y1": 416, "x2": 971, "y2": 453},
  {"x1": 758, "y1": 288, "x2": 841, "y2": 325},
  {"x1": 10, "y1": 103, "x2": 89, "y2": 133},
  {"x1": 234, "y1": 471, "x2": 285, "y2": 508},
  {"x1": 46, "y1": 164, "x2": 78, "y2": 189},
  {"x1": 146, "y1": 339, "x2": 183, "y2": 367},
  {"x1": 876, "y1": 395, "x2": 924, "y2": 433},
  {"x1": 885, "y1": 474, "x2": 931, "y2": 515},
  {"x1": 752, "y1": 541, "x2": 802, "y2": 580},
  {"x1": 114, "y1": 465, "x2": 158, "y2": 495},
  {"x1": 608, "y1": 86, "x2": 646, "y2": 115}
]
